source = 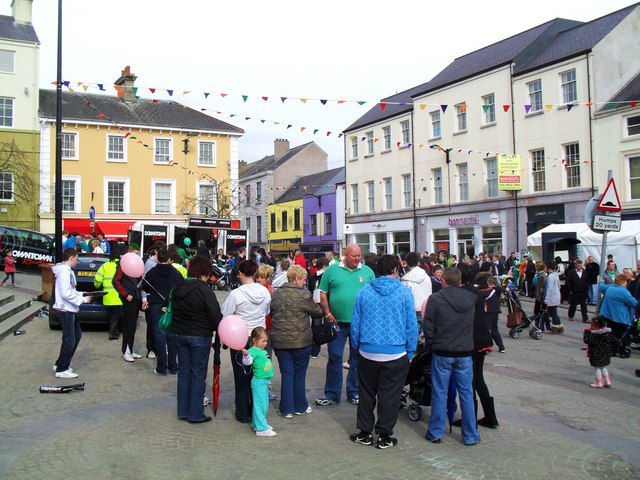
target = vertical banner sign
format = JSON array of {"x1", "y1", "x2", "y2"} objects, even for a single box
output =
[
  {"x1": 142, "y1": 225, "x2": 168, "y2": 254},
  {"x1": 498, "y1": 154, "x2": 522, "y2": 191}
]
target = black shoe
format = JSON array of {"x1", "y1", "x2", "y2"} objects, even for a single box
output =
[
  {"x1": 375, "y1": 434, "x2": 398, "y2": 449},
  {"x1": 426, "y1": 433, "x2": 442, "y2": 443},
  {"x1": 188, "y1": 416, "x2": 212, "y2": 424},
  {"x1": 349, "y1": 430, "x2": 373, "y2": 446},
  {"x1": 451, "y1": 419, "x2": 462, "y2": 427}
]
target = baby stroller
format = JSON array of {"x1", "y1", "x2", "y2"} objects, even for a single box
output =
[
  {"x1": 503, "y1": 282, "x2": 542, "y2": 340},
  {"x1": 612, "y1": 318, "x2": 637, "y2": 358},
  {"x1": 399, "y1": 343, "x2": 432, "y2": 421}
]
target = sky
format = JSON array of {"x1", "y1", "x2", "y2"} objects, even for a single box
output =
[{"x1": 2, "y1": 0, "x2": 636, "y2": 168}]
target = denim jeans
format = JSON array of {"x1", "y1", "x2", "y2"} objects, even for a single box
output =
[
  {"x1": 325, "y1": 322, "x2": 358, "y2": 403},
  {"x1": 149, "y1": 303, "x2": 178, "y2": 374},
  {"x1": 274, "y1": 346, "x2": 312, "y2": 414},
  {"x1": 427, "y1": 354, "x2": 480, "y2": 445},
  {"x1": 174, "y1": 334, "x2": 211, "y2": 422},
  {"x1": 589, "y1": 284, "x2": 598, "y2": 304},
  {"x1": 54, "y1": 310, "x2": 82, "y2": 372}
]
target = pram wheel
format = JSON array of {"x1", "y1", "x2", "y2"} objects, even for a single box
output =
[
  {"x1": 531, "y1": 330, "x2": 542, "y2": 340},
  {"x1": 620, "y1": 346, "x2": 632, "y2": 358},
  {"x1": 509, "y1": 329, "x2": 520, "y2": 339},
  {"x1": 408, "y1": 404, "x2": 422, "y2": 421}
]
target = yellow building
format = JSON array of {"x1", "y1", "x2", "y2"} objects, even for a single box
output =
[
  {"x1": 267, "y1": 197, "x2": 304, "y2": 256},
  {"x1": 38, "y1": 67, "x2": 243, "y2": 238}
]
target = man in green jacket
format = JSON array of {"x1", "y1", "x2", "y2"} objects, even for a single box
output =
[{"x1": 94, "y1": 247, "x2": 123, "y2": 340}]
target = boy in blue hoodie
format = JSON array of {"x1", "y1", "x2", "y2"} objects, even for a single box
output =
[{"x1": 349, "y1": 254, "x2": 417, "y2": 449}]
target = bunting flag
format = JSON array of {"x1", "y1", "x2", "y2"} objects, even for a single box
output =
[
  {"x1": 524, "y1": 105, "x2": 532, "y2": 114},
  {"x1": 503, "y1": 105, "x2": 510, "y2": 112},
  {"x1": 379, "y1": 103, "x2": 387, "y2": 111}
]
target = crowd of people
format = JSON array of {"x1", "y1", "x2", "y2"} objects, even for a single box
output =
[{"x1": 47, "y1": 242, "x2": 639, "y2": 447}]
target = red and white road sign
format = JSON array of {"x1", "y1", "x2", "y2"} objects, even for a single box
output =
[{"x1": 596, "y1": 178, "x2": 622, "y2": 212}]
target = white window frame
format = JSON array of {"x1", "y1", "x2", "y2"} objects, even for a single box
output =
[
  {"x1": 310, "y1": 214, "x2": 318, "y2": 236},
  {"x1": 400, "y1": 120, "x2": 411, "y2": 144},
  {"x1": 628, "y1": 154, "x2": 640, "y2": 200},
  {"x1": 455, "y1": 103, "x2": 467, "y2": 133},
  {"x1": 486, "y1": 158, "x2": 498, "y2": 198},
  {"x1": 325, "y1": 212, "x2": 333, "y2": 235},
  {"x1": 625, "y1": 114, "x2": 640, "y2": 138},
  {"x1": 528, "y1": 79, "x2": 543, "y2": 112},
  {"x1": 366, "y1": 131, "x2": 374, "y2": 156},
  {"x1": 106, "y1": 135, "x2": 127, "y2": 163},
  {"x1": 564, "y1": 142, "x2": 581, "y2": 188},
  {"x1": 256, "y1": 181, "x2": 262, "y2": 203},
  {"x1": 402, "y1": 174, "x2": 412, "y2": 208},
  {"x1": 482, "y1": 94, "x2": 496, "y2": 125},
  {"x1": 0, "y1": 172, "x2": 14, "y2": 202},
  {"x1": 433, "y1": 168, "x2": 443, "y2": 204},
  {"x1": 151, "y1": 179, "x2": 176, "y2": 215},
  {"x1": 198, "y1": 140, "x2": 216, "y2": 167},
  {"x1": 61, "y1": 132, "x2": 79, "y2": 160},
  {"x1": 0, "y1": 49, "x2": 16, "y2": 74},
  {"x1": 0, "y1": 97, "x2": 14, "y2": 127},
  {"x1": 560, "y1": 69, "x2": 577, "y2": 105},
  {"x1": 61, "y1": 175, "x2": 81, "y2": 213},
  {"x1": 103, "y1": 177, "x2": 130, "y2": 214},
  {"x1": 256, "y1": 215, "x2": 262, "y2": 243},
  {"x1": 351, "y1": 183, "x2": 359, "y2": 214},
  {"x1": 382, "y1": 126, "x2": 391, "y2": 151},
  {"x1": 458, "y1": 163, "x2": 468, "y2": 201},
  {"x1": 430, "y1": 111, "x2": 441, "y2": 138},
  {"x1": 154, "y1": 138, "x2": 173, "y2": 164},
  {"x1": 196, "y1": 180, "x2": 217, "y2": 215},
  {"x1": 245, "y1": 184, "x2": 251, "y2": 206},
  {"x1": 350, "y1": 137, "x2": 358, "y2": 160},
  {"x1": 384, "y1": 177, "x2": 392, "y2": 210},
  {"x1": 531, "y1": 149, "x2": 546, "y2": 192},
  {"x1": 367, "y1": 181, "x2": 375, "y2": 212}
]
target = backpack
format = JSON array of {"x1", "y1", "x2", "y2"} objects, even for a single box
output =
[{"x1": 533, "y1": 271, "x2": 541, "y2": 287}]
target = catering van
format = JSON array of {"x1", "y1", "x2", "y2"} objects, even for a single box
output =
[{"x1": 0, "y1": 225, "x2": 55, "y2": 270}]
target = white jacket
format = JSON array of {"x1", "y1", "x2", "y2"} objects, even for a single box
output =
[
  {"x1": 51, "y1": 263, "x2": 86, "y2": 313},
  {"x1": 221, "y1": 282, "x2": 271, "y2": 334},
  {"x1": 400, "y1": 266, "x2": 432, "y2": 312}
]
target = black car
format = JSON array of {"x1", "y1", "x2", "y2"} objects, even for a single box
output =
[{"x1": 49, "y1": 253, "x2": 110, "y2": 329}]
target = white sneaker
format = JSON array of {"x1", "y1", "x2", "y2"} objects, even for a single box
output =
[
  {"x1": 55, "y1": 369, "x2": 78, "y2": 379},
  {"x1": 147, "y1": 351, "x2": 156, "y2": 359},
  {"x1": 123, "y1": 352, "x2": 135, "y2": 362},
  {"x1": 131, "y1": 352, "x2": 142, "y2": 359},
  {"x1": 342, "y1": 362, "x2": 350, "y2": 369},
  {"x1": 256, "y1": 429, "x2": 277, "y2": 437},
  {"x1": 295, "y1": 406, "x2": 313, "y2": 415},
  {"x1": 53, "y1": 365, "x2": 73, "y2": 372}
]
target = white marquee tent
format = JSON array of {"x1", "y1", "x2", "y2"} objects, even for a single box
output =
[{"x1": 526, "y1": 221, "x2": 640, "y2": 269}]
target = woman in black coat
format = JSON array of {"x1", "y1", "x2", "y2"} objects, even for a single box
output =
[{"x1": 171, "y1": 255, "x2": 222, "y2": 423}]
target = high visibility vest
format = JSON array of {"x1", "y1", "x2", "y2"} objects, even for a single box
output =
[
  {"x1": 172, "y1": 262, "x2": 188, "y2": 279},
  {"x1": 94, "y1": 260, "x2": 123, "y2": 306}
]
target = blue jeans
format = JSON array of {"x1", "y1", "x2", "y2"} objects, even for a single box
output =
[
  {"x1": 251, "y1": 377, "x2": 271, "y2": 432},
  {"x1": 589, "y1": 284, "x2": 598, "y2": 304},
  {"x1": 427, "y1": 354, "x2": 480, "y2": 445},
  {"x1": 149, "y1": 303, "x2": 178, "y2": 374},
  {"x1": 54, "y1": 310, "x2": 82, "y2": 372},
  {"x1": 274, "y1": 346, "x2": 312, "y2": 414},
  {"x1": 325, "y1": 322, "x2": 358, "y2": 403},
  {"x1": 174, "y1": 334, "x2": 211, "y2": 422}
]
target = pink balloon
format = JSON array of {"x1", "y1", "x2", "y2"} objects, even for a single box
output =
[
  {"x1": 218, "y1": 315, "x2": 249, "y2": 350},
  {"x1": 120, "y1": 252, "x2": 144, "y2": 278},
  {"x1": 421, "y1": 298, "x2": 428, "y2": 320}
]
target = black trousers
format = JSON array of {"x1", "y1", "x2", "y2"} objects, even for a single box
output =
[
  {"x1": 121, "y1": 299, "x2": 140, "y2": 354},
  {"x1": 568, "y1": 293, "x2": 589, "y2": 321},
  {"x1": 230, "y1": 347, "x2": 253, "y2": 423},
  {"x1": 144, "y1": 308, "x2": 157, "y2": 354},
  {"x1": 356, "y1": 353, "x2": 409, "y2": 436},
  {"x1": 472, "y1": 351, "x2": 490, "y2": 403},
  {"x1": 489, "y1": 314, "x2": 504, "y2": 350}
]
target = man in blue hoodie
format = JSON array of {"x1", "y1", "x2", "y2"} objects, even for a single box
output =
[
  {"x1": 349, "y1": 254, "x2": 418, "y2": 449},
  {"x1": 424, "y1": 267, "x2": 480, "y2": 446}
]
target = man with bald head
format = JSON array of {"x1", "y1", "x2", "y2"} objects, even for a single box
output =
[{"x1": 316, "y1": 244, "x2": 375, "y2": 406}]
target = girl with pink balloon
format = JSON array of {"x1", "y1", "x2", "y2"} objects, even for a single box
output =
[
  {"x1": 220, "y1": 259, "x2": 271, "y2": 424},
  {"x1": 114, "y1": 252, "x2": 148, "y2": 362}
]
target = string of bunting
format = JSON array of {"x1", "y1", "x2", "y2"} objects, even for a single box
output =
[{"x1": 54, "y1": 80, "x2": 639, "y2": 110}]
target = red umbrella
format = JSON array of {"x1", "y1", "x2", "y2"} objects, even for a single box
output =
[{"x1": 212, "y1": 333, "x2": 221, "y2": 416}]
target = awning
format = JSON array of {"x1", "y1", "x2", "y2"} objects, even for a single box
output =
[
  {"x1": 96, "y1": 221, "x2": 135, "y2": 240},
  {"x1": 64, "y1": 219, "x2": 94, "y2": 235}
]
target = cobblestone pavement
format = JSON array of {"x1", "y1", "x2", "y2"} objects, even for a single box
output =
[{"x1": 0, "y1": 273, "x2": 638, "y2": 479}]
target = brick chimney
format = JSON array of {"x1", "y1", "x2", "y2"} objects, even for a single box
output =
[
  {"x1": 114, "y1": 66, "x2": 138, "y2": 103},
  {"x1": 274, "y1": 138, "x2": 290, "y2": 160},
  {"x1": 11, "y1": 0, "x2": 33, "y2": 25}
]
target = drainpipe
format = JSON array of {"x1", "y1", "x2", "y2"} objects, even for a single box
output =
[
  {"x1": 509, "y1": 62, "x2": 520, "y2": 255},
  {"x1": 586, "y1": 53, "x2": 596, "y2": 197},
  {"x1": 410, "y1": 109, "x2": 417, "y2": 252}
]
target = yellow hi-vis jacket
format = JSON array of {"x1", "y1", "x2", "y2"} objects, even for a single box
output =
[{"x1": 94, "y1": 259, "x2": 123, "y2": 306}]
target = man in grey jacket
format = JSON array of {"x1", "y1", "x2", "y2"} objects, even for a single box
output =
[{"x1": 423, "y1": 267, "x2": 480, "y2": 446}]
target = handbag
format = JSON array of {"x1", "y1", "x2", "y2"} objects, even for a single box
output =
[
  {"x1": 158, "y1": 290, "x2": 174, "y2": 332},
  {"x1": 311, "y1": 316, "x2": 338, "y2": 345},
  {"x1": 506, "y1": 310, "x2": 523, "y2": 329}
]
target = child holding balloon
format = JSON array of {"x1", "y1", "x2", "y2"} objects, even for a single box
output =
[{"x1": 242, "y1": 327, "x2": 276, "y2": 437}]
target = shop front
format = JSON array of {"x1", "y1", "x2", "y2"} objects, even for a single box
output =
[
  {"x1": 268, "y1": 237, "x2": 301, "y2": 257},
  {"x1": 424, "y1": 211, "x2": 506, "y2": 259},
  {"x1": 346, "y1": 218, "x2": 414, "y2": 257},
  {"x1": 526, "y1": 204, "x2": 565, "y2": 235}
]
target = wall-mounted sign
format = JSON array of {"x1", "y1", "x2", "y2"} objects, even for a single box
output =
[
  {"x1": 498, "y1": 154, "x2": 522, "y2": 191},
  {"x1": 449, "y1": 215, "x2": 479, "y2": 226}
]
